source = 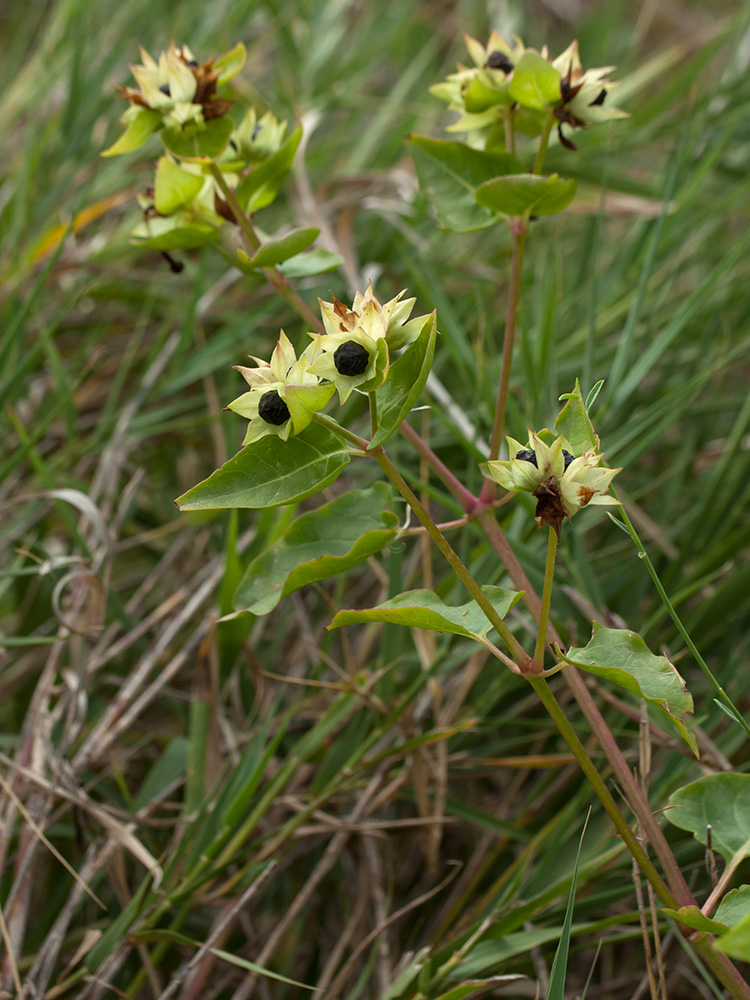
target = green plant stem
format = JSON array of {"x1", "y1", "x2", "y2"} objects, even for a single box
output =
[
  {"x1": 208, "y1": 164, "x2": 323, "y2": 333},
  {"x1": 613, "y1": 498, "x2": 750, "y2": 739},
  {"x1": 312, "y1": 412, "x2": 369, "y2": 451},
  {"x1": 398, "y1": 420, "x2": 479, "y2": 513},
  {"x1": 480, "y1": 226, "x2": 527, "y2": 507},
  {"x1": 369, "y1": 392, "x2": 378, "y2": 441},
  {"x1": 503, "y1": 109, "x2": 515, "y2": 155},
  {"x1": 527, "y1": 673, "x2": 677, "y2": 907},
  {"x1": 532, "y1": 111, "x2": 555, "y2": 175},
  {"x1": 369, "y1": 445, "x2": 531, "y2": 669},
  {"x1": 477, "y1": 508, "x2": 696, "y2": 906},
  {"x1": 533, "y1": 527, "x2": 558, "y2": 672},
  {"x1": 691, "y1": 938, "x2": 750, "y2": 1000}
]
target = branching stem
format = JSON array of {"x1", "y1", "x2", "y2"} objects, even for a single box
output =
[{"x1": 208, "y1": 163, "x2": 323, "y2": 333}]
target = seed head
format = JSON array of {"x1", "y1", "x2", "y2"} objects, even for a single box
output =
[
  {"x1": 334, "y1": 340, "x2": 370, "y2": 377},
  {"x1": 258, "y1": 389, "x2": 291, "y2": 426}
]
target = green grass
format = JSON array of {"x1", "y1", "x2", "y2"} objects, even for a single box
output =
[{"x1": 2, "y1": 1, "x2": 750, "y2": 997}]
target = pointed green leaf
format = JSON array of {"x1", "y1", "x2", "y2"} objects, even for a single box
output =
[
  {"x1": 433, "y1": 980, "x2": 526, "y2": 1000},
  {"x1": 214, "y1": 42, "x2": 247, "y2": 84},
  {"x1": 278, "y1": 248, "x2": 343, "y2": 278},
  {"x1": 370, "y1": 312, "x2": 436, "y2": 447},
  {"x1": 716, "y1": 886, "x2": 750, "y2": 928},
  {"x1": 236, "y1": 227, "x2": 319, "y2": 270},
  {"x1": 234, "y1": 484, "x2": 399, "y2": 615},
  {"x1": 154, "y1": 156, "x2": 205, "y2": 215},
  {"x1": 236, "y1": 126, "x2": 302, "y2": 213},
  {"x1": 406, "y1": 135, "x2": 524, "y2": 232},
  {"x1": 546, "y1": 818, "x2": 588, "y2": 1000},
  {"x1": 668, "y1": 774, "x2": 750, "y2": 869},
  {"x1": 463, "y1": 75, "x2": 513, "y2": 113},
  {"x1": 328, "y1": 586, "x2": 523, "y2": 641},
  {"x1": 661, "y1": 905, "x2": 728, "y2": 935},
  {"x1": 175, "y1": 423, "x2": 351, "y2": 510},
  {"x1": 555, "y1": 379, "x2": 599, "y2": 454},
  {"x1": 162, "y1": 116, "x2": 235, "y2": 162},
  {"x1": 717, "y1": 911, "x2": 750, "y2": 962},
  {"x1": 508, "y1": 51, "x2": 562, "y2": 111},
  {"x1": 559, "y1": 623, "x2": 696, "y2": 755},
  {"x1": 210, "y1": 948, "x2": 317, "y2": 990},
  {"x1": 130, "y1": 220, "x2": 220, "y2": 251},
  {"x1": 285, "y1": 382, "x2": 335, "y2": 435},
  {"x1": 475, "y1": 173, "x2": 577, "y2": 217},
  {"x1": 101, "y1": 108, "x2": 163, "y2": 157}
]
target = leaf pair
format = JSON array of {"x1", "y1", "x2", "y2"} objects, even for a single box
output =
[{"x1": 407, "y1": 136, "x2": 576, "y2": 232}]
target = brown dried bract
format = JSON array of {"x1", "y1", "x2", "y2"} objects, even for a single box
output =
[
  {"x1": 214, "y1": 194, "x2": 236, "y2": 224},
  {"x1": 533, "y1": 477, "x2": 570, "y2": 540}
]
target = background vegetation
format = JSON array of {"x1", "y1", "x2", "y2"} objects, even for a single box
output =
[{"x1": 2, "y1": 0, "x2": 750, "y2": 996}]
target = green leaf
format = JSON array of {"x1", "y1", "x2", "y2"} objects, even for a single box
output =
[
  {"x1": 558, "y1": 623, "x2": 696, "y2": 755},
  {"x1": 475, "y1": 173, "x2": 577, "y2": 217},
  {"x1": 278, "y1": 248, "x2": 343, "y2": 278},
  {"x1": 154, "y1": 156, "x2": 205, "y2": 215},
  {"x1": 328, "y1": 586, "x2": 523, "y2": 641},
  {"x1": 715, "y1": 886, "x2": 750, "y2": 929},
  {"x1": 284, "y1": 382, "x2": 336, "y2": 435},
  {"x1": 134, "y1": 738, "x2": 187, "y2": 812},
  {"x1": 433, "y1": 980, "x2": 526, "y2": 1000},
  {"x1": 463, "y1": 75, "x2": 513, "y2": 113},
  {"x1": 370, "y1": 312, "x2": 436, "y2": 446},
  {"x1": 214, "y1": 42, "x2": 247, "y2": 84},
  {"x1": 162, "y1": 116, "x2": 235, "y2": 162},
  {"x1": 455, "y1": 928, "x2": 576, "y2": 979},
  {"x1": 661, "y1": 905, "x2": 728, "y2": 935},
  {"x1": 210, "y1": 948, "x2": 317, "y2": 990},
  {"x1": 85, "y1": 877, "x2": 154, "y2": 970},
  {"x1": 406, "y1": 135, "x2": 524, "y2": 232},
  {"x1": 717, "y1": 911, "x2": 750, "y2": 962},
  {"x1": 236, "y1": 228, "x2": 319, "y2": 270},
  {"x1": 555, "y1": 378, "x2": 599, "y2": 454},
  {"x1": 175, "y1": 423, "x2": 351, "y2": 510},
  {"x1": 508, "y1": 50, "x2": 562, "y2": 111},
  {"x1": 546, "y1": 816, "x2": 588, "y2": 1000},
  {"x1": 234, "y1": 484, "x2": 399, "y2": 615},
  {"x1": 236, "y1": 126, "x2": 302, "y2": 213},
  {"x1": 101, "y1": 108, "x2": 162, "y2": 157},
  {"x1": 668, "y1": 775, "x2": 750, "y2": 868},
  {"x1": 130, "y1": 221, "x2": 220, "y2": 251}
]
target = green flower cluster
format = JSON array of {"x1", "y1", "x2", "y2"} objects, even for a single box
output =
[
  {"x1": 482, "y1": 431, "x2": 621, "y2": 537},
  {"x1": 430, "y1": 33, "x2": 627, "y2": 151},
  {"x1": 227, "y1": 285, "x2": 428, "y2": 444},
  {"x1": 104, "y1": 42, "x2": 299, "y2": 255}
]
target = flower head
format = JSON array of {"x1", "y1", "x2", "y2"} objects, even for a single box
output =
[
  {"x1": 117, "y1": 42, "x2": 233, "y2": 131},
  {"x1": 482, "y1": 431, "x2": 621, "y2": 538},
  {"x1": 430, "y1": 33, "x2": 626, "y2": 151},
  {"x1": 227, "y1": 332, "x2": 334, "y2": 445},
  {"x1": 548, "y1": 40, "x2": 628, "y2": 150},
  {"x1": 231, "y1": 108, "x2": 288, "y2": 162},
  {"x1": 306, "y1": 284, "x2": 427, "y2": 404}
]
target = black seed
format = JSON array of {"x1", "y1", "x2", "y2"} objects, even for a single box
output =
[
  {"x1": 186, "y1": 59, "x2": 199, "y2": 68},
  {"x1": 560, "y1": 77, "x2": 571, "y2": 100},
  {"x1": 515, "y1": 449, "x2": 538, "y2": 467},
  {"x1": 562, "y1": 449, "x2": 575, "y2": 470},
  {"x1": 229, "y1": 138, "x2": 238, "y2": 151},
  {"x1": 486, "y1": 51, "x2": 514, "y2": 74},
  {"x1": 333, "y1": 340, "x2": 370, "y2": 377},
  {"x1": 159, "y1": 83, "x2": 171, "y2": 96},
  {"x1": 589, "y1": 88, "x2": 607, "y2": 107},
  {"x1": 251, "y1": 123, "x2": 262, "y2": 141},
  {"x1": 258, "y1": 390, "x2": 290, "y2": 426}
]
